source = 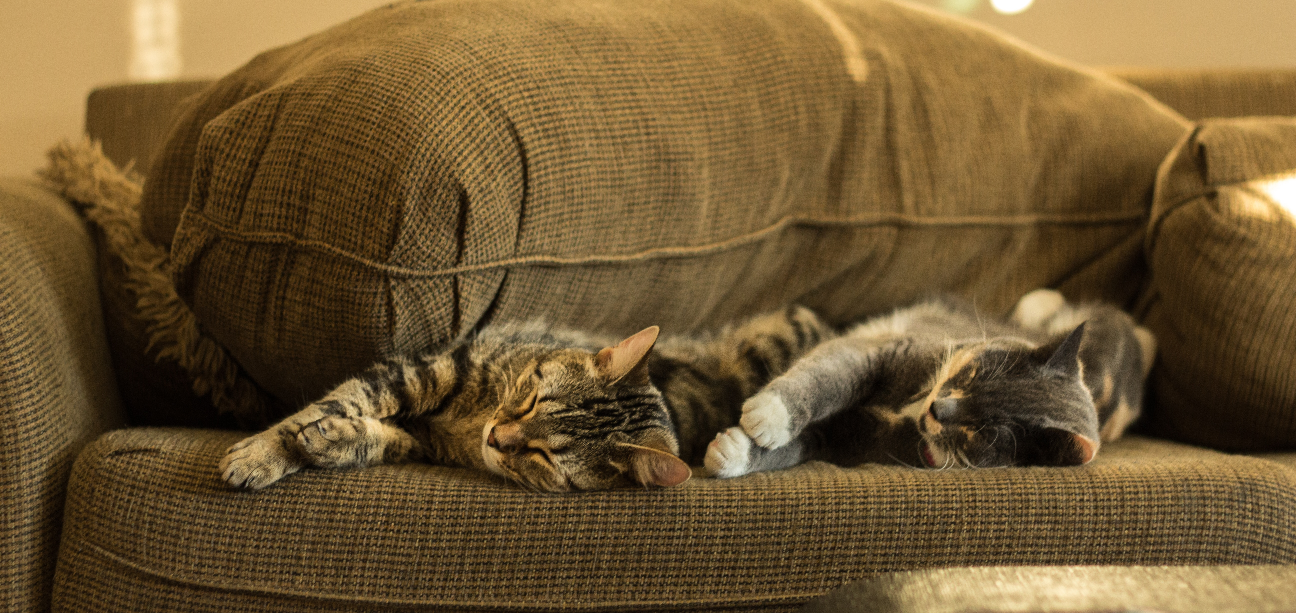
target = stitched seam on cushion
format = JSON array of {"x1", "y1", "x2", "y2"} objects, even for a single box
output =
[
  {"x1": 1146, "y1": 188, "x2": 1216, "y2": 254},
  {"x1": 178, "y1": 208, "x2": 1148, "y2": 280},
  {"x1": 73, "y1": 539, "x2": 823, "y2": 611}
]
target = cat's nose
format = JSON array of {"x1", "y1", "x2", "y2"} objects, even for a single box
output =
[
  {"x1": 489, "y1": 422, "x2": 525, "y2": 451},
  {"x1": 931, "y1": 397, "x2": 958, "y2": 421}
]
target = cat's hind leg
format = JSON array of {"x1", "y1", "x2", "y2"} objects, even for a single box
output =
[{"x1": 1011, "y1": 289, "x2": 1068, "y2": 330}]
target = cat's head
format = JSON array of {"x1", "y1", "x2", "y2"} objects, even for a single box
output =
[
  {"x1": 915, "y1": 324, "x2": 1101, "y2": 469},
  {"x1": 480, "y1": 326, "x2": 691, "y2": 492}
]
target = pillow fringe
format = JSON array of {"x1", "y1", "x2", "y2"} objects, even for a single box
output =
[{"x1": 40, "y1": 138, "x2": 273, "y2": 428}]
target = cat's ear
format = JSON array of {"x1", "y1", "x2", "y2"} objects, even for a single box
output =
[
  {"x1": 1037, "y1": 322, "x2": 1086, "y2": 377},
  {"x1": 621, "y1": 443, "x2": 691, "y2": 487},
  {"x1": 595, "y1": 326, "x2": 659, "y2": 386},
  {"x1": 1032, "y1": 428, "x2": 1099, "y2": 466}
]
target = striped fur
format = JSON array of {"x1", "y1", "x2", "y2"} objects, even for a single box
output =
[
  {"x1": 706, "y1": 290, "x2": 1154, "y2": 478},
  {"x1": 219, "y1": 307, "x2": 831, "y2": 492}
]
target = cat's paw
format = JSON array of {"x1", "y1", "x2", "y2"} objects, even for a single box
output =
[
  {"x1": 219, "y1": 434, "x2": 299, "y2": 490},
  {"x1": 297, "y1": 415, "x2": 366, "y2": 467},
  {"x1": 741, "y1": 391, "x2": 792, "y2": 449},
  {"x1": 1012, "y1": 289, "x2": 1067, "y2": 330},
  {"x1": 704, "y1": 427, "x2": 753, "y2": 478}
]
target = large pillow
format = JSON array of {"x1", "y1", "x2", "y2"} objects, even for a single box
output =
[
  {"x1": 1140, "y1": 117, "x2": 1296, "y2": 451},
  {"x1": 139, "y1": 0, "x2": 1187, "y2": 416}
]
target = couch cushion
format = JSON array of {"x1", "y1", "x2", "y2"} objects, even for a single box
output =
[
  {"x1": 1140, "y1": 118, "x2": 1296, "y2": 451},
  {"x1": 137, "y1": 0, "x2": 1187, "y2": 412},
  {"x1": 801, "y1": 565, "x2": 1296, "y2": 613},
  {"x1": 53, "y1": 429, "x2": 1296, "y2": 612}
]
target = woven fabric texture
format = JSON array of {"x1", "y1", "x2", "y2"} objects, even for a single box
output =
[
  {"x1": 85, "y1": 82, "x2": 238, "y2": 428},
  {"x1": 802, "y1": 565, "x2": 1296, "y2": 613},
  {"x1": 1140, "y1": 118, "x2": 1296, "y2": 451},
  {"x1": 0, "y1": 178, "x2": 125, "y2": 613},
  {"x1": 85, "y1": 81, "x2": 213, "y2": 174},
  {"x1": 52, "y1": 429, "x2": 1296, "y2": 612},
  {"x1": 138, "y1": 0, "x2": 1188, "y2": 410},
  {"x1": 1112, "y1": 68, "x2": 1296, "y2": 121}
]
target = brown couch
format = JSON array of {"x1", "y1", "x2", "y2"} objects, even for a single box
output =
[{"x1": 4, "y1": 2, "x2": 1296, "y2": 610}]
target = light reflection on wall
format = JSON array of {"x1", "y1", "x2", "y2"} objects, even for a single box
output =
[
  {"x1": 130, "y1": 0, "x2": 181, "y2": 82},
  {"x1": 942, "y1": 0, "x2": 1037, "y2": 14}
]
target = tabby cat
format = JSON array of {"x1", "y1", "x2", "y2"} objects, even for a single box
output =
[
  {"x1": 705, "y1": 290, "x2": 1156, "y2": 478},
  {"x1": 219, "y1": 307, "x2": 832, "y2": 492}
]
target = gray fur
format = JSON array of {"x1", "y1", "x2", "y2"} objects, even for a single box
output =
[{"x1": 706, "y1": 291, "x2": 1154, "y2": 477}]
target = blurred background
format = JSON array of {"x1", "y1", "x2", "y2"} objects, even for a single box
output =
[{"x1": 2, "y1": 0, "x2": 1294, "y2": 177}]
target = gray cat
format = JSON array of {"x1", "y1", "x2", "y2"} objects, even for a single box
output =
[{"x1": 705, "y1": 290, "x2": 1156, "y2": 477}]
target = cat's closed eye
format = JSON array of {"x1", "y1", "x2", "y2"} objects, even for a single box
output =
[
  {"x1": 513, "y1": 390, "x2": 540, "y2": 419},
  {"x1": 527, "y1": 448, "x2": 554, "y2": 466}
]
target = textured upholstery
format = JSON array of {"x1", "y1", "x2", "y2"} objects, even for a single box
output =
[
  {"x1": 1140, "y1": 118, "x2": 1296, "y2": 450},
  {"x1": 801, "y1": 565, "x2": 1296, "y2": 613},
  {"x1": 85, "y1": 80, "x2": 212, "y2": 174},
  {"x1": 0, "y1": 4, "x2": 1289, "y2": 612},
  {"x1": 0, "y1": 178, "x2": 125, "y2": 613},
  {"x1": 54, "y1": 430, "x2": 1296, "y2": 611},
  {"x1": 137, "y1": 0, "x2": 1186, "y2": 413},
  {"x1": 1111, "y1": 68, "x2": 1296, "y2": 121}
]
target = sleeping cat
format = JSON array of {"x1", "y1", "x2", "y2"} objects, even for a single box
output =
[
  {"x1": 704, "y1": 290, "x2": 1156, "y2": 478},
  {"x1": 219, "y1": 307, "x2": 832, "y2": 492}
]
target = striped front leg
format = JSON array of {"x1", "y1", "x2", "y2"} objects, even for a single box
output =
[{"x1": 219, "y1": 358, "x2": 424, "y2": 490}]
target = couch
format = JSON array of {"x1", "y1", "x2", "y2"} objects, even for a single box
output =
[{"x1": 4, "y1": 1, "x2": 1296, "y2": 611}]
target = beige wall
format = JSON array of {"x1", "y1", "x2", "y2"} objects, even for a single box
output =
[
  {"x1": 2, "y1": 0, "x2": 1294, "y2": 177},
  {"x1": 907, "y1": 0, "x2": 1296, "y2": 68},
  {"x1": 1, "y1": 0, "x2": 388, "y2": 177}
]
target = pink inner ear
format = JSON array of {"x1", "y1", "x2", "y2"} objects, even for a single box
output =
[
  {"x1": 596, "y1": 326, "x2": 660, "y2": 384},
  {"x1": 1074, "y1": 434, "x2": 1099, "y2": 464}
]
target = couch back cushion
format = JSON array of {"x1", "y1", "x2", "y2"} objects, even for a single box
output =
[
  {"x1": 139, "y1": 0, "x2": 1186, "y2": 409},
  {"x1": 1141, "y1": 117, "x2": 1296, "y2": 451}
]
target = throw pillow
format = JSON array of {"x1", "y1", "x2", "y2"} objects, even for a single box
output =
[{"x1": 1140, "y1": 117, "x2": 1296, "y2": 451}]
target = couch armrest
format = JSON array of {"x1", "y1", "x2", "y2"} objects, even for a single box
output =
[
  {"x1": 1107, "y1": 67, "x2": 1296, "y2": 120},
  {"x1": 0, "y1": 177, "x2": 125, "y2": 612}
]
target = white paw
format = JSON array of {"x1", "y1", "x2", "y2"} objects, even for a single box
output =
[
  {"x1": 740, "y1": 392, "x2": 792, "y2": 449},
  {"x1": 704, "y1": 427, "x2": 753, "y2": 478},
  {"x1": 218, "y1": 434, "x2": 299, "y2": 490},
  {"x1": 1012, "y1": 289, "x2": 1066, "y2": 330}
]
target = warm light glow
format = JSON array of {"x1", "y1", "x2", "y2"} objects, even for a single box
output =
[
  {"x1": 990, "y1": 0, "x2": 1034, "y2": 15},
  {"x1": 130, "y1": 0, "x2": 181, "y2": 81},
  {"x1": 1252, "y1": 173, "x2": 1296, "y2": 220},
  {"x1": 941, "y1": 0, "x2": 980, "y2": 14}
]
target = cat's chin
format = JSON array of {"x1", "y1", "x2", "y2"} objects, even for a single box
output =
[{"x1": 919, "y1": 440, "x2": 939, "y2": 468}]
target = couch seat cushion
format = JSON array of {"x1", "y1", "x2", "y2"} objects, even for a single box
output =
[
  {"x1": 54, "y1": 430, "x2": 1296, "y2": 612},
  {"x1": 801, "y1": 565, "x2": 1296, "y2": 613}
]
